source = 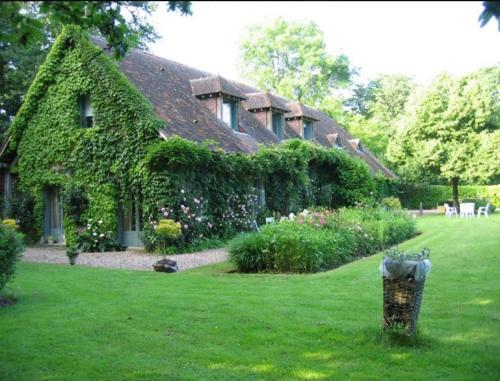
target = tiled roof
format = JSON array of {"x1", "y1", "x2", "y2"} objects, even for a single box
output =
[{"x1": 92, "y1": 38, "x2": 394, "y2": 177}]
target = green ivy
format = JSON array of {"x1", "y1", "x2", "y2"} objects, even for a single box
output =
[{"x1": 8, "y1": 26, "x2": 163, "y2": 246}]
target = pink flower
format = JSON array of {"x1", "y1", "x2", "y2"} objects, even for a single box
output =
[{"x1": 183, "y1": 224, "x2": 188, "y2": 229}]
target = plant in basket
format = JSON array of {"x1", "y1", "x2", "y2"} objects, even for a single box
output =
[{"x1": 380, "y1": 247, "x2": 431, "y2": 336}]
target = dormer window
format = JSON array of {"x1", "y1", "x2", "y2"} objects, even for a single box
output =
[
  {"x1": 79, "y1": 95, "x2": 93, "y2": 128},
  {"x1": 348, "y1": 139, "x2": 363, "y2": 152},
  {"x1": 222, "y1": 98, "x2": 238, "y2": 131},
  {"x1": 303, "y1": 120, "x2": 313, "y2": 140},
  {"x1": 272, "y1": 112, "x2": 284, "y2": 141}
]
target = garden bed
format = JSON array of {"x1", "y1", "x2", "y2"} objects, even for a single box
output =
[{"x1": 229, "y1": 206, "x2": 417, "y2": 273}]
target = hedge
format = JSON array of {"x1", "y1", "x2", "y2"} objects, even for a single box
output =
[{"x1": 396, "y1": 184, "x2": 500, "y2": 209}]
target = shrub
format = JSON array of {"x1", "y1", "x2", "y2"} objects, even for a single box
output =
[
  {"x1": 76, "y1": 219, "x2": 125, "y2": 252},
  {"x1": 155, "y1": 219, "x2": 182, "y2": 254},
  {"x1": 7, "y1": 190, "x2": 38, "y2": 243},
  {"x1": 381, "y1": 197, "x2": 402, "y2": 210},
  {"x1": 0, "y1": 224, "x2": 24, "y2": 291},
  {"x1": 2, "y1": 219, "x2": 19, "y2": 230},
  {"x1": 229, "y1": 222, "x2": 351, "y2": 273},
  {"x1": 229, "y1": 206, "x2": 417, "y2": 273}
]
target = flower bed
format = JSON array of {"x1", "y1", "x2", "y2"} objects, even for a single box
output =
[{"x1": 229, "y1": 207, "x2": 417, "y2": 273}]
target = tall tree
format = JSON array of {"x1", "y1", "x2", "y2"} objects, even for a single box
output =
[
  {"x1": 387, "y1": 67, "x2": 500, "y2": 209},
  {"x1": 240, "y1": 18, "x2": 353, "y2": 106},
  {"x1": 341, "y1": 74, "x2": 415, "y2": 158}
]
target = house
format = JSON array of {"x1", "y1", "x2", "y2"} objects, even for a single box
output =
[{"x1": 0, "y1": 27, "x2": 394, "y2": 247}]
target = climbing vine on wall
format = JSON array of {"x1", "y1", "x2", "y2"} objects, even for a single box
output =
[{"x1": 8, "y1": 26, "x2": 163, "y2": 245}]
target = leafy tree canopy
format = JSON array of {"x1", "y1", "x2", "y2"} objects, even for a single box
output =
[
  {"x1": 1, "y1": 1, "x2": 192, "y2": 59},
  {"x1": 240, "y1": 18, "x2": 354, "y2": 106},
  {"x1": 387, "y1": 66, "x2": 500, "y2": 204},
  {"x1": 479, "y1": 1, "x2": 500, "y2": 29},
  {"x1": 333, "y1": 74, "x2": 415, "y2": 159}
]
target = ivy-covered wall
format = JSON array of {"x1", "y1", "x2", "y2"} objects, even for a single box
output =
[
  {"x1": 8, "y1": 26, "x2": 163, "y2": 245},
  {"x1": 6, "y1": 26, "x2": 376, "y2": 248}
]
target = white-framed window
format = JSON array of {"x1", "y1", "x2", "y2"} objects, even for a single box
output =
[
  {"x1": 222, "y1": 98, "x2": 238, "y2": 131},
  {"x1": 303, "y1": 120, "x2": 313, "y2": 140},
  {"x1": 79, "y1": 95, "x2": 93, "y2": 128},
  {"x1": 272, "y1": 112, "x2": 284, "y2": 141}
]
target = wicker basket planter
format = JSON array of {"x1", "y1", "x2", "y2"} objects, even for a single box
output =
[{"x1": 380, "y1": 248, "x2": 431, "y2": 336}]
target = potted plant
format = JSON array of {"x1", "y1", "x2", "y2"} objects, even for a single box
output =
[
  {"x1": 47, "y1": 235, "x2": 55, "y2": 245},
  {"x1": 380, "y1": 247, "x2": 431, "y2": 336},
  {"x1": 66, "y1": 247, "x2": 80, "y2": 266}
]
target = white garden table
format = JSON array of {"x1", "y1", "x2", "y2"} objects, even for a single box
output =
[{"x1": 460, "y1": 203, "x2": 475, "y2": 218}]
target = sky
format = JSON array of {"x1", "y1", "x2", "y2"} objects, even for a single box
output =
[{"x1": 148, "y1": 1, "x2": 499, "y2": 86}]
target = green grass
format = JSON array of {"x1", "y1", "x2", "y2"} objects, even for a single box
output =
[{"x1": 1, "y1": 215, "x2": 499, "y2": 380}]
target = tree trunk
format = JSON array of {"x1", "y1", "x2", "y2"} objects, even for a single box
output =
[{"x1": 451, "y1": 177, "x2": 459, "y2": 213}]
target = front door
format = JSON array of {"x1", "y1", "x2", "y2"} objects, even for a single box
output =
[
  {"x1": 119, "y1": 200, "x2": 142, "y2": 247},
  {"x1": 44, "y1": 187, "x2": 64, "y2": 244}
]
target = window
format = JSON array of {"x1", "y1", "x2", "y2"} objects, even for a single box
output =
[
  {"x1": 222, "y1": 98, "x2": 238, "y2": 131},
  {"x1": 272, "y1": 112, "x2": 284, "y2": 141},
  {"x1": 79, "y1": 95, "x2": 93, "y2": 128},
  {"x1": 303, "y1": 120, "x2": 313, "y2": 140}
]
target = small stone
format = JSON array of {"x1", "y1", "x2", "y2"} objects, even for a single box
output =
[{"x1": 153, "y1": 258, "x2": 178, "y2": 273}]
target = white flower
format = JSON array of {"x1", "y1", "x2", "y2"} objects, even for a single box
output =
[
  {"x1": 93, "y1": 232, "x2": 97, "y2": 236},
  {"x1": 94, "y1": 240, "x2": 98, "y2": 243},
  {"x1": 100, "y1": 233, "x2": 105, "y2": 238},
  {"x1": 164, "y1": 212, "x2": 169, "y2": 217},
  {"x1": 98, "y1": 220, "x2": 103, "y2": 224},
  {"x1": 181, "y1": 189, "x2": 185, "y2": 194},
  {"x1": 289, "y1": 213, "x2": 295, "y2": 220},
  {"x1": 160, "y1": 207, "x2": 165, "y2": 212}
]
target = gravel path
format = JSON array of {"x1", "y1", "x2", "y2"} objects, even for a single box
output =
[{"x1": 21, "y1": 246, "x2": 229, "y2": 272}]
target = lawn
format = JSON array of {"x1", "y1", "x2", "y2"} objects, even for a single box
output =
[{"x1": 1, "y1": 215, "x2": 499, "y2": 380}]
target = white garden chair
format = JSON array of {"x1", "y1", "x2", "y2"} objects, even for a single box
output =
[
  {"x1": 477, "y1": 203, "x2": 490, "y2": 218},
  {"x1": 444, "y1": 203, "x2": 457, "y2": 217}
]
